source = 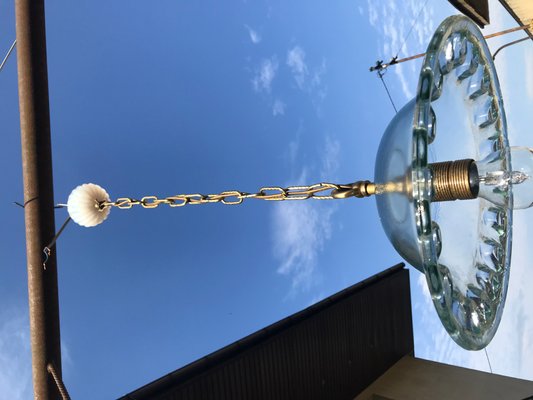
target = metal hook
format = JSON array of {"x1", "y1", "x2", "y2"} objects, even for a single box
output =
[{"x1": 42, "y1": 217, "x2": 72, "y2": 270}]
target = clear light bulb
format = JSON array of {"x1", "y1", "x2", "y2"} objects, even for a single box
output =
[{"x1": 476, "y1": 146, "x2": 533, "y2": 209}]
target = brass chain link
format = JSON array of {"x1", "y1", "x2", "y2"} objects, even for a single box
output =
[{"x1": 98, "y1": 181, "x2": 375, "y2": 210}]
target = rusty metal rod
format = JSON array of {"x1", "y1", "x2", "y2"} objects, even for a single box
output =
[
  {"x1": 370, "y1": 22, "x2": 533, "y2": 72},
  {"x1": 15, "y1": 0, "x2": 63, "y2": 399},
  {"x1": 47, "y1": 363, "x2": 71, "y2": 400},
  {"x1": 483, "y1": 22, "x2": 532, "y2": 39}
]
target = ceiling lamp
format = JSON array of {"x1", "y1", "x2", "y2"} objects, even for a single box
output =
[{"x1": 65, "y1": 16, "x2": 530, "y2": 350}]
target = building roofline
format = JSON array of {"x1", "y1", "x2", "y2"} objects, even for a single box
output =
[
  {"x1": 119, "y1": 262, "x2": 407, "y2": 399},
  {"x1": 498, "y1": 0, "x2": 533, "y2": 40},
  {"x1": 448, "y1": 0, "x2": 490, "y2": 27}
]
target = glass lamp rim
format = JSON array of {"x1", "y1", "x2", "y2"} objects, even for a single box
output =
[{"x1": 413, "y1": 15, "x2": 512, "y2": 350}]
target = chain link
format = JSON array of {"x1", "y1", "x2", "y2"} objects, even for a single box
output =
[{"x1": 98, "y1": 181, "x2": 374, "y2": 210}]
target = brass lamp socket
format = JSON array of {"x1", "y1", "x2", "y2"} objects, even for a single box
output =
[{"x1": 429, "y1": 159, "x2": 479, "y2": 202}]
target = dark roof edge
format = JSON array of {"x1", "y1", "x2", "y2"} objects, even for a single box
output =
[
  {"x1": 449, "y1": 0, "x2": 490, "y2": 27},
  {"x1": 118, "y1": 262, "x2": 407, "y2": 400}
]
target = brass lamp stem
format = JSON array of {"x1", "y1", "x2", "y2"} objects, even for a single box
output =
[
  {"x1": 429, "y1": 159, "x2": 479, "y2": 202},
  {"x1": 331, "y1": 181, "x2": 376, "y2": 199}
]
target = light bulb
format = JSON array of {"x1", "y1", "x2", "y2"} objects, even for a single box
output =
[{"x1": 476, "y1": 146, "x2": 533, "y2": 209}]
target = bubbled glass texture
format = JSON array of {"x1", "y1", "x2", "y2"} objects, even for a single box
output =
[{"x1": 375, "y1": 16, "x2": 511, "y2": 350}]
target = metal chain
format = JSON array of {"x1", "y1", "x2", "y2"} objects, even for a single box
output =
[{"x1": 99, "y1": 181, "x2": 375, "y2": 210}]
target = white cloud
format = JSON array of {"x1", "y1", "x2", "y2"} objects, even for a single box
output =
[
  {"x1": 367, "y1": 0, "x2": 378, "y2": 27},
  {"x1": 486, "y1": 3, "x2": 511, "y2": 109},
  {"x1": 311, "y1": 59, "x2": 326, "y2": 88},
  {"x1": 414, "y1": 213, "x2": 533, "y2": 380},
  {"x1": 287, "y1": 46, "x2": 309, "y2": 90},
  {"x1": 0, "y1": 311, "x2": 32, "y2": 400},
  {"x1": 286, "y1": 46, "x2": 327, "y2": 92},
  {"x1": 414, "y1": 273, "x2": 490, "y2": 372},
  {"x1": 272, "y1": 135, "x2": 340, "y2": 290},
  {"x1": 394, "y1": 61, "x2": 414, "y2": 99},
  {"x1": 489, "y1": 216, "x2": 533, "y2": 379},
  {"x1": 0, "y1": 309, "x2": 74, "y2": 400},
  {"x1": 364, "y1": 0, "x2": 436, "y2": 100},
  {"x1": 272, "y1": 99, "x2": 286, "y2": 116},
  {"x1": 286, "y1": 120, "x2": 304, "y2": 165},
  {"x1": 524, "y1": 45, "x2": 533, "y2": 99},
  {"x1": 251, "y1": 57, "x2": 278, "y2": 93},
  {"x1": 273, "y1": 198, "x2": 334, "y2": 290},
  {"x1": 244, "y1": 24, "x2": 261, "y2": 44},
  {"x1": 286, "y1": 46, "x2": 327, "y2": 115},
  {"x1": 250, "y1": 48, "x2": 325, "y2": 115},
  {"x1": 288, "y1": 139, "x2": 299, "y2": 164},
  {"x1": 320, "y1": 136, "x2": 340, "y2": 180}
]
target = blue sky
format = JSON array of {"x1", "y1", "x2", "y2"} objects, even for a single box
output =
[{"x1": 0, "y1": 1, "x2": 532, "y2": 398}]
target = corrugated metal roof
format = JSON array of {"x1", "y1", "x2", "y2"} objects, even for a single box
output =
[
  {"x1": 118, "y1": 263, "x2": 414, "y2": 400},
  {"x1": 498, "y1": 0, "x2": 533, "y2": 39}
]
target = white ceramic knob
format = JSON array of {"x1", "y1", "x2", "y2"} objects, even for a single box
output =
[{"x1": 67, "y1": 183, "x2": 111, "y2": 227}]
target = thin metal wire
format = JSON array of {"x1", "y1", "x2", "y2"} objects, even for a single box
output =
[
  {"x1": 395, "y1": 0, "x2": 431, "y2": 58},
  {"x1": 493, "y1": 36, "x2": 530, "y2": 60},
  {"x1": 0, "y1": 39, "x2": 16, "y2": 72},
  {"x1": 47, "y1": 363, "x2": 71, "y2": 400},
  {"x1": 484, "y1": 348, "x2": 493, "y2": 374},
  {"x1": 377, "y1": 71, "x2": 398, "y2": 113},
  {"x1": 14, "y1": 201, "x2": 67, "y2": 209}
]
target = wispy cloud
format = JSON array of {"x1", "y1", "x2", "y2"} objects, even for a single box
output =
[
  {"x1": 0, "y1": 311, "x2": 32, "y2": 400},
  {"x1": 252, "y1": 57, "x2": 278, "y2": 93},
  {"x1": 272, "y1": 135, "x2": 340, "y2": 290},
  {"x1": 250, "y1": 46, "x2": 326, "y2": 116},
  {"x1": 414, "y1": 215, "x2": 533, "y2": 380},
  {"x1": 285, "y1": 120, "x2": 304, "y2": 165},
  {"x1": 486, "y1": 4, "x2": 512, "y2": 109},
  {"x1": 286, "y1": 45, "x2": 327, "y2": 116},
  {"x1": 0, "y1": 309, "x2": 75, "y2": 400},
  {"x1": 524, "y1": 46, "x2": 533, "y2": 100},
  {"x1": 367, "y1": 1, "x2": 378, "y2": 27},
  {"x1": 414, "y1": 273, "x2": 490, "y2": 372},
  {"x1": 244, "y1": 24, "x2": 261, "y2": 44},
  {"x1": 272, "y1": 99, "x2": 286, "y2": 116},
  {"x1": 320, "y1": 136, "x2": 340, "y2": 180},
  {"x1": 286, "y1": 46, "x2": 326, "y2": 92},
  {"x1": 287, "y1": 46, "x2": 309, "y2": 90},
  {"x1": 273, "y1": 194, "x2": 334, "y2": 290},
  {"x1": 364, "y1": 0, "x2": 436, "y2": 100},
  {"x1": 489, "y1": 217, "x2": 533, "y2": 379}
]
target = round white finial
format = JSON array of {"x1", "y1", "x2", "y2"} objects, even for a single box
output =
[{"x1": 67, "y1": 183, "x2": 111, "y2": 227}]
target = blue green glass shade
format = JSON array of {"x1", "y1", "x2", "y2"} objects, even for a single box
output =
[{"x1": 374, "y1": 15, "x2": 512, "y2": 350}]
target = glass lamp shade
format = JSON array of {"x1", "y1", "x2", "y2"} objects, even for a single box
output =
[{"x1": 374, "y1": 15, "x2": 512, "y2": 350}]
